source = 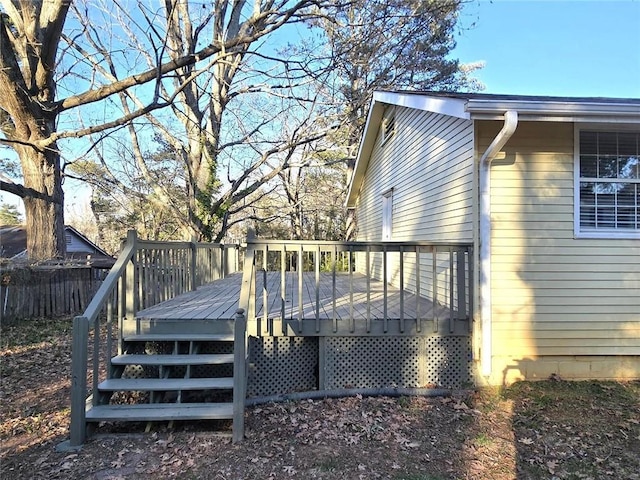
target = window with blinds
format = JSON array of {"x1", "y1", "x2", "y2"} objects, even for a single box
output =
[{"x1": 578, "y1": 130, "x2": 639, "y2": 236}]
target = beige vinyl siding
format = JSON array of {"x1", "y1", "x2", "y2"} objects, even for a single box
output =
[
  {"x1": 478, "y1": 120, "x2": 640, "y2": 363},
  {"x1": 354, "y1": 106, "x2": 474, "y2": 305}
]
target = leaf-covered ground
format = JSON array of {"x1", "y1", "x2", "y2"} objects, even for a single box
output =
[{"x1": 2, "y1": 317, "x2": 639, "y2": 480}]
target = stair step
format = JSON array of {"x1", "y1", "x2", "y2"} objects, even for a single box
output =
[
  {"x1": 98, "y1": 378, "x2": 233, "y2": 391},
  {"x1": 86, "y1": 403, "x2": 233, "y2": 422},
  {"x1": 123, "y1": 334, "x2": 234, "y2": 342},
  {"x1": 112, "y1": 354, "x2": 234, "y2": 366}
]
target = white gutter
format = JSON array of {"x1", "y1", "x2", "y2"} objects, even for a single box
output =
[{"x1": 479, "y1": 110, "x2": 518, "y2": 378}]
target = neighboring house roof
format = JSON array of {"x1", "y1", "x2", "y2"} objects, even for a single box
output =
[
  {"x1": 346, "y1": 91, "x2": 640, "y2": 207},
  {"x1": 0, "y1": 225, "x2": 27, "y2": 258},
  {"x1": 0, "y1": 225, "x2": 115, "y2": 268}
]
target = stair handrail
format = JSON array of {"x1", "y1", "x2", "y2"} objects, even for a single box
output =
[
  {"x1": 69, "y1": 230, "x2": 139, "y2": 447},
  {"x1": 232, "y1": 230, "x2": 256, "y2": 442}
]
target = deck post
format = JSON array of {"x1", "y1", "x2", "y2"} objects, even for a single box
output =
[
  {"x1": 189, "y1": 237, "x2": 198, "y2": 290},
  {"x1": 124, "y1": 230, "x2": 138, "y2": 323},
  {"x1": 69, "y1": 315, "x2": 89, "y2": 447},
  {"x1": 233, "y1": 308, "x2": 248, "y2": 443}
]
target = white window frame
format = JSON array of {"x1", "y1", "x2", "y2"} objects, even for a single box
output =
[{"x1": 573, "y1": 123, "x2": 640, "y2": 239}]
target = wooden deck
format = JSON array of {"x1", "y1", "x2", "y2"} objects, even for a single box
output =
[
  {"x1": 136, "y1": 272, "x2": 466, "y2": 336},
  {"x1": 69, "y1": 235, "x2": 474, "y2": 447}
]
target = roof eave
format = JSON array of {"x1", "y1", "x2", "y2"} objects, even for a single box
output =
[{"x1": 467, "y1": 99, "x2": 640, "y2": 123}]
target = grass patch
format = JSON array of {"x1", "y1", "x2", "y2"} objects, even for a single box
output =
[
  {"x1": 473, "y1": 432, "x2": 492, "y2": 447},
  {"x1": 394, "y1": 474, "x2": 446, "y2": 480},
  {"x1": 1, "y1": 316, "x2": 72, "y2": 348},
  {"x1": 314, "y1": 457, "x2": 340, "y2": 472}
]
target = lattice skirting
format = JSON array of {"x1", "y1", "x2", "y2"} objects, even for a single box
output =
[
  {"x1": 248, "y1": 336, "x2": 473, "y2": 397},
  {"x1": 248, "y1": 337, "x2": 319, "y2": 397}
]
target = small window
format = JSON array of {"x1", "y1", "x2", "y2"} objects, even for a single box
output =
[
  {"x1": 576, "y1": 129, "x2": 639, "y2": 237},
  {"x1": 381, "y1": 110, "x2": 395, "y2": 144},
  {"x1": 65, "y1": 233, "x2": 72, "y2": 245}
]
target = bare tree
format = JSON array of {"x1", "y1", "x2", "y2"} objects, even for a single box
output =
[
  {"x1": 274, "y1": 0, "x2": 482, "y2": 239},
  {"x1": 65, "y1": 0, "x2": 342, "y2": 243},
  {"x1": 0, "y1": 0, "x2": 332, "y2": 258}
]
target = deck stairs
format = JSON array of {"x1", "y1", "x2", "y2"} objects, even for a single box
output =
[{"x1": 85, "y1": 320, "x2": 239, "y2": 429}]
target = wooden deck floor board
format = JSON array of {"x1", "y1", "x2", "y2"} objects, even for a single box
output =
[{"x1": 136, "y1": 271, "x2": 451, "y2": 324}]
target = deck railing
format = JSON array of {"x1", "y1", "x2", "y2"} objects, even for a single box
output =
[
  {"x1": 241, "y1": 237, "x2": 473, "y2": 335},
  {"x1": 69, "y1": 231, "x2": 239, "y2": 446}
]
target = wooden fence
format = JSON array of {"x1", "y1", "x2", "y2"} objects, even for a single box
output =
[{"x1": 1, "y1": 266, "x2": 109, "y2": 322}]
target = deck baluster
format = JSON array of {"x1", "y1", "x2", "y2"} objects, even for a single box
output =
[
  {"x1": 281, "y1": 246, "x2": 286, "y2": 335},
  {"x1": 416, "y1": 247, "x2": 421, "y2": 333},
  {"x1": 456, "y1": 249, "x2": 467, "y2": 321},
  {"x1": 383, "y1": 244, "x2": 388, "y2": 333},
  {"x1": 298, "y1": 244, "x2": 303, "y2": 332},
  {"x1": 366, "y1": 245, "x2": 371, "y2": 333},
  {"x1": 262, "y1": 245, "x2": 268, "y2": 335},
  {"x1": 468, "y1": 248, "x2": 474, "y2": 332},
  {"x1": 432, "y1": 247, "x2": 438, "y2": 333},
  {"x1": 349, "y1": 245, "x2": 354, "y2": 333},
  {"x1": 315, "y1": 244, "x2": 321, "y2": 333},
  {"x1": 449, "y1": 248, "x2": 455, "y2": 334},
  {"x1": 332, "y1": 245, "x2": 337, "y2": 333},
  {"x1": 400, "y1": 245, "x2": 405, "y2": 333}
]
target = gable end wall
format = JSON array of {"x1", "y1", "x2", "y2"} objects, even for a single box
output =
[
  {"x1": 353, "y1": 106, "x2": 474, "y2": 298},
  {"x1": 355, "y1": 106, "x2": 474, "y2": 243}
]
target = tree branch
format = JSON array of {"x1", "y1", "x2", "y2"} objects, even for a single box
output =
[{"x1": 0, "y1": 179, "x2": 61, "y2": 203}]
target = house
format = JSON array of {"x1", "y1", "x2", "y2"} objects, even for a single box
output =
[
  {"x1": 64, "y1": 92, "x2": 638, "y2": 446},
  {"x1": 346, "y1": 91, "x2": 640, "y2": 385},
  {"x1": 0, "y1": 224, "x2": 115, "y2": 268}
]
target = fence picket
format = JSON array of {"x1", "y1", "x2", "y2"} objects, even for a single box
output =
[{"x1": 0, "y1": 267, "x2": 110, "y2": 322}]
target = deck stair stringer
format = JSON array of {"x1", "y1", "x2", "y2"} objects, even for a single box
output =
[{"x1": 86, "y1": 325, "x2": 240, "y2": 429}]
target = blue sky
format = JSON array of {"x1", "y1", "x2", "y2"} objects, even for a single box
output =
[
  {"x1": 3, "y1": 0, "x2": 639, "y2": 217},
  {"x1": 453, "y1": 0, "x2": 640, "y2": 98}
]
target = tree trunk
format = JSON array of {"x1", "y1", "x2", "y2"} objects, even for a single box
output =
[{"x1": 15, "y1": 139, "x2": 66, "y2": 260}]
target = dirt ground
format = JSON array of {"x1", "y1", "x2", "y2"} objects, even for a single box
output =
[{"x1": 1, "y1": 317, "x2": 639, "y2": 480}]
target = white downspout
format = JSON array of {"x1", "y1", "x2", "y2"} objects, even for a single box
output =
[{"x1": 479, "y1": 110, "x2": 518, "y2": 378}]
